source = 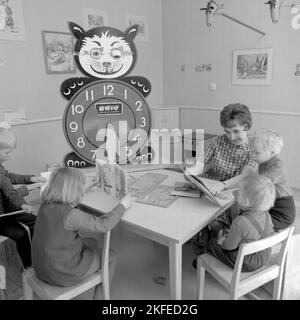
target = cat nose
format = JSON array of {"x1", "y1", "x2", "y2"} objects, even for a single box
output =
[{"x1": 102, "y1": 62, "x2": 112, "y2": 68}]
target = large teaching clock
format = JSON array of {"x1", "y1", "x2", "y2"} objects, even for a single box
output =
[
  {"x1": 61, "y1": 22, "x2": 153, "y2": 166},
  {"x1": 63, "y1": 79, "x2": 152, "y2": 164}
]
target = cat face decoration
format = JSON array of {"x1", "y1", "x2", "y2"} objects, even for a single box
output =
[{"x1": 61, "y1": 22, "x2": 152, "y2": 167}]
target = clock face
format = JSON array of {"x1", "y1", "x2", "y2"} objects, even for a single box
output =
[{"x1": 63, "y1": 79, "x2": 152, "y2": 164}]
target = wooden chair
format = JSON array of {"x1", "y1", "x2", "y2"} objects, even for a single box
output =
[
  {"x1": 22, "y1": 231, "x2": 111, "y2": 300},
  {"x1": 197, "y1": 226, "x2": 294, "y2": 300}
]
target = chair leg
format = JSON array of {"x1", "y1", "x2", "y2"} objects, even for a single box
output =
[
  {"x1": 273, "y1": 276, "x2": 283, "y2": 300},
  {"x1": 22, "y1": 271, "x2": 34, "y2": 300},
  {"x1": 0, "y1": 265, "x2": 6, "y2": 300},
  {"x1": 197, "y1": 258, "x2": 205, "y2": 300}
]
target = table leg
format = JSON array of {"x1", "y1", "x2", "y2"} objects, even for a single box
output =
[{"x1": 169, "y1": 242, "x2": 182, "y2": 300}]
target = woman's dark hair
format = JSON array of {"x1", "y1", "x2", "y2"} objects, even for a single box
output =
[{"x1": 220, "y1": 103, "x2": 252, "y2": 129}]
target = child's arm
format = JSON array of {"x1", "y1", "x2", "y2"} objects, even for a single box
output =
[
  {"x1": 209, "y1": 165, "x2": 257, "y2": 195},
  {"x1": 221, "y1": 217, "x2": 244, "y2": 251},
  {"x1": 0, "y1": 166, "x2": 45, "y2": 186},
  {"x1": 64, "y1": 195, "x2": 133, "y2": 233}
]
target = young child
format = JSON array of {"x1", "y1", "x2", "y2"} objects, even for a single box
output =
[
  {"x1": 0, "y1": 127, "x2": 45, "y2": 269},
  {"x1": 186, "y1": 103, "x2": 257, "y2": 251},
  {"x1": 250, "y1": 128, "x2": 295, "y2": 231},
  {"x1": 32, "y1": 166, "x2": 132, "y2": 299},
  {"x1": 194, "y1": 175, "x2": 275, "y2": 272}
]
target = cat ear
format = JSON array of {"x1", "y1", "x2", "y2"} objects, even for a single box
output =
[
  {"x1": 124, "y1": 24, "x2": 139, "y2": 41},
  {"x1": 68, "y1": 22, "x2": 85, "y2": 39}
]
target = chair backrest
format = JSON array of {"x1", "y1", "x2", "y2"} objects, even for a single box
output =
[
  {"x1": 23, "y1": 231, "x2": 111, "y2": 300},
  {"x1": 231, "y1": 226, "x2": 294, "y2": 294}
]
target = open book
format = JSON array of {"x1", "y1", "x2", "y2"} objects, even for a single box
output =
[{"x1": 184, "y1": 174, "x2": 234, "y2": 207}]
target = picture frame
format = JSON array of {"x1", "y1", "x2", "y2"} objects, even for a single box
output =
[
  {"x1": 0, "y1": 0, "x2": 26, "y2": 41},
  {"x1": 83, "y1": 8, "x2": 108, "y2": 30},
  {"x1": 42, "y1": 31, "x2": 75, "y2": 74},
  {"x1": 232, "y1": 48, "x2": 274, "y2": 86},
  {"x1": 125, "y1": 14, "x2": 149, "y2": 42}
]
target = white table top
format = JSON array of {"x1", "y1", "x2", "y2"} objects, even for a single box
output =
[{"x1": 81, "y1": 169, "x2": 234, "y2": 245}]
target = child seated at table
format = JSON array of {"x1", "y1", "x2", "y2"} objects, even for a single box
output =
[
  {"x1": 0, "y1": 127, "x2": 45, "y2": 269},
  {"x1": 250, "y1": 128, "x2": 295, "y2": 231},
  {"x1": 193, "y1": 175, "x2": 275, "y2": 271},
  {"x1": 32, "y1": 166, "x2": 132, "y2": 299}
]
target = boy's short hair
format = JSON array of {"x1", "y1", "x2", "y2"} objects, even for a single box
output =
[
  {"x1": 251, "y1": 128, "x2": 283, "y2": 155},
  {"x1": 41, "y1": 166, "x2": 86, "y2": 205},
  {"x1": 0, "y1": 128, "x2": 17, "y2": 150},
  {"x1": 220, "y1": 103, "x2": 252, "y2": 129},
  {"x1": 238, "y1": 174, "x2": 275, "y2": 212}
]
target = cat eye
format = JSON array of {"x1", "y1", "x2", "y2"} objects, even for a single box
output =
[
  {"x1": 90, "y1": 48, "x2": 102, "y2": 59},
  {"x1": 111, "y1": 49, "x2": 122, "y2": 59}
]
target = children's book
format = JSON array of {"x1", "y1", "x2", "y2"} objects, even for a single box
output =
[
  {"x1": 171, "y1": 181, "x2": 202, "y2": 198},
  {"x1": 96, "y1": 159, "x2": 128, "y2": 200},
  {"x1": 184, "y1": 174, "x2": 234, "y2": 207}
]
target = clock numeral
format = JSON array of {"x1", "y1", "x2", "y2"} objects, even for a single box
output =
[
  {"x1": 85, "y1": 90, "x2": 94, "y2": 101},
  {"x1": 135, "y1": 134, "x2": 142, "y2": 142},
  {"x1": 90, "y1": 149, "x2": 98, "y2": 160},
  {"x1": 126, "y1": 146, "x2": 132, "y2": 157},
  {"x1": 77, "y1": 137, "x2": 85, "y2": 148},
  {"x1": 140, "y1": 117, "x2": 146, "y2": 128},
  {"x1": 69, "y1": 122, "x2": 78, "y2": 133},
  {"x1": 71, "y1": 104, "x2": 84, "y2": 115},
  {"x1": 103, "y1": 84, "x2": 114, "y2": 96},
  {"x1": 124, "y1": 89, "x2": 127, "y2": 100},
  {"x1": 135, "y1": 101, "x2": 143, "y2": 111}
]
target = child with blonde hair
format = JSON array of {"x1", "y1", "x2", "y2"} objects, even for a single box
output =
[
  {"x1": 32, "y1": 166, "x2": 132, "y2": 299},
  {"x1": 0, "y1": 127, "x2": 45, "y2": 268},
  {"x1": 194, "y1": 175, "x2": 275, "y2": 271},
  {"x1": 250, "y1": 128, "x2": 295, "y2": 231}
]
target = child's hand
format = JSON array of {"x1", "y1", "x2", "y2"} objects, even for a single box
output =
[
  {"x1": 30, "y1": 176, "x2": 47, "y2": 183},
  {"x1": 21, "y1": 204, "x2": 35, "y2": 214},
  {"x1": 27, "y1": 182, "x2": 45, "y2": 191},
  {"x1": 208, "y1": 181, "x2": 226, "y2": 196},
  {"x1": 84, "y1": 177, "x2": 98, "y2": 192},
  {"x1": 120, "y1": 194, "x2": 133, "y2": 210}
]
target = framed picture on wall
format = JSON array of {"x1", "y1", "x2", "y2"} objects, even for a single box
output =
[
  {"x1": 232, "y1": 48, "x2": 274, "y2": 86},
  {"x1": 83, "y1": 8, "x2": 108, "y2": 30},
  {"x1": 42, "y1": 31, "x2": 75, "y2": 74},
  {"x1": 125, "y1": 14, "x2": 149, "y2": 42},
  {"x1": 0, "y1": 0, "x2": 26, "y2": 41}
]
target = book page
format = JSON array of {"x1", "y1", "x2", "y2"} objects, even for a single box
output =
[{"x1": 185, "y1": 175, "x2": 234, "y2": 206}]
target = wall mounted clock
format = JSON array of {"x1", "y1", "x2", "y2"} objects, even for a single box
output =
[{"x1": 60, "y1": 22, "x2": 152, "y2": 166}]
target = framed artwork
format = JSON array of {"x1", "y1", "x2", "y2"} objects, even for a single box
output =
[
  {"x1": 126, "y1": 14, "x2": 149, "y2": 42},
  {"x1": 0, "y1": 0, "x2": 26, "y2": 41},
  {"x1": 232, "y1": 48, "x2": 274, "y2": 86},
  {"x1": 42, "y1": 31, "x2": 75, "y2": 74},
  {"x1": 83, "y1": 8, "x2": 108, "y2": 30}
]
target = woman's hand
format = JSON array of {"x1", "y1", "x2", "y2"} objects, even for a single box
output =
[
  {"x1": 184, "y1": 158, "x2": 204, "y2": 176},
  {"x1": 21, "y1": 204, "x2": 35, "y2": 214},
  {"x1": 120, "y1": 194, "x2": 133, "y2": 210}
]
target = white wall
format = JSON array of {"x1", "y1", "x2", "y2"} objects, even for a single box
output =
[
  {"x1": 162, "y1": 0, "x2": 300, "y2": 188},
  {"x1": 1, "y1": 0, "x2": 163, "y2": 188}
]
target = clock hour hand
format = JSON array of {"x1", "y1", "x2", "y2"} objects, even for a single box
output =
[
  {"x1": 60, "y1": 77, "x2": 94, "y2": 100},
  {"x1": 122, "y1": 76, "x2": 152, "y2": 98}
]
